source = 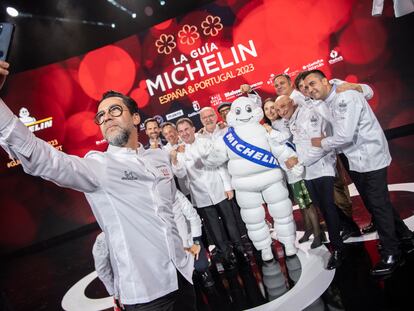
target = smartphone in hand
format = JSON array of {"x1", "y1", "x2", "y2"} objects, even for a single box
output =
[{"x1": 0, "y1": 23, "x2": 15, "y2": 61}]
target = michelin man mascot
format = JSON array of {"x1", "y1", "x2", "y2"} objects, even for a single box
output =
[{"x1": 198, "y1": 97, "x2": 300, "y2": 261}]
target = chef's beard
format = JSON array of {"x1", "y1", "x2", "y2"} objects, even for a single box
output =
[{"x1": 107, "y1": 128, "x2": 131, "y2": 147}]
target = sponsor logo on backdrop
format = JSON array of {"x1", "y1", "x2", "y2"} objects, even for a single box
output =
[
  {"x1": 328, "y1": 49, "x2": 344, "y2": 65},
  {"x1": 192, "y1": 101, "x2": 201, "y2": 111},
  {"x1": 283, "y1": 67, "x2": 300, "y2": 78},
  {"x1": 188, "y1": 102, "x2": 202, "y2": 118},
  {"x1": 166, "y1": 109, "x2": 184, "y2": 121},
  {"x1": 224, "y1": 81, "x2": 263, "y2": 101},
  {"x1": 18, "y1": 107, "x2": 53, "y2": 132},
  {"x1": 302, "y1": 59, "x2": 324, "y2": 71},
  {"x1": 210, "y1": 94, "x2": 222, "y2": 106},
  {"x1": 95, "y1": 139, "x2": 107, "y2": 146}
]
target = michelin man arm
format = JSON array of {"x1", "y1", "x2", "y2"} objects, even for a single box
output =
[
  {"x1": 268, "y1": 138, "x2": 304, "y2": 178},
  {"x1": 196, "y1": 136, "x2": 229, "y2": 168},
  {"x1": 266, "y1": 128, "x2": 291, "y2": 145}
]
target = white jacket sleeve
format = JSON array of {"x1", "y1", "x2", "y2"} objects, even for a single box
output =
[
  {"x1": 175, "y1": 190, "x2": 202, "y2": 238},
  {"x1": 0, "y1": 98, "x2": 101, "y2": 193},
  {"x1": 299, "y1": 145, "x2": 329, "y2": 167},
  {"x1": 359, "y1": 83, "x2": 374, "y2": 100},
  {"x1": 321, "y1": 92, "x2": 363, "y2": 152},
  {"x1": 218, "y1": 165, "x2": 233, "y2": 191},
  {"x1": 330, "y1": 78, "x2": 374, "y2": 100},
  {"x1": 172, "y1": 153, "x2": 187, "y2": 179},
  {"x1": 92, "y1": 232, "x2": 115, "y2": 296},
  {"x1": 372, "y1": 0, "x2": 384, "y2": 16}
]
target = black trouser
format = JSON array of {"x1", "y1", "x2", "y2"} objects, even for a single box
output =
[
  {"x1": 306, "y1": 176, "x2": 343, "y2": 251},
  {"x1": 348, "y1": 167, "x2": 411, "y2": 256},
  {"x1": 198, "y1": 199, "x2": 243, "y2": 259},
  {"x1": 124, "y1": 272, "x2": 196, "y2": 311},
  {"x1": 231, "y1": 198, "x2": 248, "y2": 237},
  {"x1": 194, "y1": 241, "x2": 209, "y2": 272}
]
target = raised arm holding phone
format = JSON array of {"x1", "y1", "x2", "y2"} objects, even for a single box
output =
[{"x1": 0, "y1": 60, "x2": 196, "y2": 310}]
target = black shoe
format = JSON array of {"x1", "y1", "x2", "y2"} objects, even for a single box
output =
[
  {"x1": 199, "y1": 270, "x2": 215, "y2": 288},
  {"x1": 299, "y1": 230, "x2": 312, "y2": 243},
  {"x1": 311, "y1": 235, "x2": 323, "y2": 249},
  {"x1": 234, "y1": 246, "x2": 250, "y2": 263},
  {"x1": 371, "y1": 254, "x2": 404, "y2": 276},
  {"x1": 326, "y1": 250, "x2": 343, "y2": 270},
  {"x1": 361, "y1": 222, "x2": 376, "y2": 234},
  {"x1": 341, "y1": 229, "x2": 362, "y2": 241},
  {"x1": 223, "y1": 252, "x2": 238, "y2": 270}
]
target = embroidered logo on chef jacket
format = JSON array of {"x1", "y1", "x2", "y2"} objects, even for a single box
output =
[
  {"x1": 310, "y1": 114, "x2": 319, "y2": 128},
  {"x1": 337, "y1": 101, "x2": 347, "y2": 113},
  {"x1": 156, "y1": 164, "x2": 173, "y2": 178},
  {"x1": 334, "y1": 100, "x2": 348, "y2": 121},
  {"x1": 121, "y1": 171, "x2": 139, "y2": 180}
]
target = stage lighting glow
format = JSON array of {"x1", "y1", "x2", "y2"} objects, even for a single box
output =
[
  {"x1": 160, "y1": 1, "x2": 166, "y2": 6},
  {"x1": 106, "y1": 0, "x2": 136, "y2": 17},
  {"x1": 6, "y1": 7, "x2": 19, "y2": 17},
  {"x1": 111, "y1": 23, "x2": 116, "y2": 28}
]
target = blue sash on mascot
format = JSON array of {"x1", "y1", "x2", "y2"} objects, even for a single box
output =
[{"x1": 223, "y1": 127, "x2": 280, "y2": 169}]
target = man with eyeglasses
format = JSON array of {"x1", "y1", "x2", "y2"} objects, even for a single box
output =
[
  {"x1": 0, "y1": 61, "x2": 196, "y2": 310},
  {"x1": 217, "y1": 102, "x2": 231, "y2": 122}
]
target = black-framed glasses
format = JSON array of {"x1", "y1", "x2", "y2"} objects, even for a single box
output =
[{"x1": 94, "y1": 104, "x2": 124, "y2": 125}]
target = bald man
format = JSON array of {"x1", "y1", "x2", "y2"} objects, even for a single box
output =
[{"x1": 275, "y1": 95, "x2": 344, "y2": 270}]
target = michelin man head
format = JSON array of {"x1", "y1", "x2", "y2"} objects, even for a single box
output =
[
  {"x1": 19, "y1": 107, "x2": 30, "y2": 118},
  {"x1": 227, "y1": 97, "x2": 263, "y2": 128}
]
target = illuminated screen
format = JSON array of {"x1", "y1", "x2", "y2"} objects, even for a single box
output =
[{"x1": 1, "y1": 0, "x2": 413, "y2": 252}]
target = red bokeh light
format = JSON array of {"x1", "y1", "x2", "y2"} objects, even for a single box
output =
[
  {"x1": 130, "y1": 88, "x2": 151, "y2": 109},
  {"x1": 78, "y1": 45, "x2": 136, "y2": 100},
  {"x1": 65, "y1": 111, "x2": 99, "y2": 143},
  {"x1": 154, "y1": 19, "x2": 174, "y2": 31},
  {"x1": 344, "y1": 74, "x2": 358, "y2": 83},
  {"x1": 339, "y1": 18, "x2": 387, "y2": 65}
]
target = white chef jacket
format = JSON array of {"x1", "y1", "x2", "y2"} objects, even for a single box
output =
[
  {"x1": 372, "y1": 0, "x2": 414, "y2": 17},
  {"x1": 320, "y1": 89, "x2": 391, "y2": 173},
  {"x1": 0, "y1": 98, "x2": 193, "y2": 305},
  {"x1": 163, "y1": 141, "x2": 191, "y2": 196},
  {"x1": 93, "y1": 232, "x2": 117, "y2": 297},
  {"x1": 289, "y1": 102, "x2": 336, "y2": 180},
  {"x1": 173, "y1": 136, "x2": 231, "y2": 208}
]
